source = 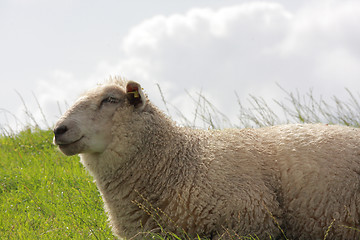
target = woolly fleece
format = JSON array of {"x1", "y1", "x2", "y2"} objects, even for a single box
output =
[{"x1": 54, "y1": 78, "x2": 360, "y2": 240}]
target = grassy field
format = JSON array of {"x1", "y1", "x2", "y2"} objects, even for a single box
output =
[
  {"x1": 0, "y1": 129, "x2": 114, "y2": 240},
  {"x1": 1, "y1": 88, "x2": 360, "y2": 239}
]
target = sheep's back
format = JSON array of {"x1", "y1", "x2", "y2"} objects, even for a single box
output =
[
  {"x1": 258, "y1": 124, "x2": 360, "y2": 239},
  {"x1": 202, "y1": 124, "x2": 360, "y2": 239}
]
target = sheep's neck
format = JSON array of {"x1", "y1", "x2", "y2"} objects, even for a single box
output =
[
  {"x1": 82, "y1": 116, "x2": 201, "y2": 193},
  {"x1": 88, "y1": 122, "x2": 202, "y2": 235},
  {"x1": 115, "y1": 125, "x2": 199, "y2": 190}
]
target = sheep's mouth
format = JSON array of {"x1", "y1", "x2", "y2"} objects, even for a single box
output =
[
  {"x1": 61, "y1": 136, "x2": 83, "y2": 145},
  {"x1": 55, "y1": 135, "x2": 84, "y2": 146},
  {"x1": 56, "y1": 136, "x2": 85, "y2": 155}
]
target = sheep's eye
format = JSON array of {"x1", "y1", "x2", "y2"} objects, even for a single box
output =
[{"x1": 101, "y1": 96, "x2": 120, "y2": 105}]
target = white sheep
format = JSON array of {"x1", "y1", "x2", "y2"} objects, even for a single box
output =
[{"x1": 53, "y1": 77, "x2": 360, "y2": 239}]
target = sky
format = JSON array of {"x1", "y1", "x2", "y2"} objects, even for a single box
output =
[{"x1": 1, "y1": 0, "x2": 360, "y2": 131}]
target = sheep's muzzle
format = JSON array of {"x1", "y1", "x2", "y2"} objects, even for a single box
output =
[{"x1": 53, "y1": 124, "x2": 84, "y2": 156}]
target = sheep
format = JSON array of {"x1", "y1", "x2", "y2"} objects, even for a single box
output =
[{"x1": 53, "y1": 77, "x2": 360, "y2": 240}]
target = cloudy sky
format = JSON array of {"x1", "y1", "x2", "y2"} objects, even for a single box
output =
[{"x1": 1, "y1": 0, "x2": 360, "y2": 131}]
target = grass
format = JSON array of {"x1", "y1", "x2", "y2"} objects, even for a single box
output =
[
  {"x1": 1, "y1": 87, "x2": 360, "y2": 239},
  {"x1": 161, "y1": 86, "x2": 360, "y2": 129},
  {"x1": 0, "y1": 129, "x2": 114, "y2": 239}
]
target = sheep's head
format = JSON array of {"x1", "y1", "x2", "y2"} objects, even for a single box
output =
[{"x1": 53, "y1": 80, "x2": 146, "y2": 156}]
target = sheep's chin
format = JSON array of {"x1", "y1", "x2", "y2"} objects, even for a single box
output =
[{"x1": 58, "y1": 137, "x2": 85, "y2": 156}]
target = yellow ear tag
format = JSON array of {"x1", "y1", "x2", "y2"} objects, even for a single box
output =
[{"x1": 128, "y1": 91, "x2": 140, "y2": 98}]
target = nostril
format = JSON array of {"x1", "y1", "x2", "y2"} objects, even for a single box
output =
[{"x1": 54, "y1": 125, "x2": 68, "y2": 136}]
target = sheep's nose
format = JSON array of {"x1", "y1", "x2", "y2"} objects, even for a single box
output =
[{"x1": 54, "y1": 125, "x2": 68, "y2": 137}]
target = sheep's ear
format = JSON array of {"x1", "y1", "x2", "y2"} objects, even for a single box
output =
[{"x1": 126, "y1": 81, "x2": 146, "y2": 110}]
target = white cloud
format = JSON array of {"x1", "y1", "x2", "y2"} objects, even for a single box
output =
[
  {"x1": 112, "y1": 2, "x2": 295, "y2": 124},
  {"x1": 108, "y1": 0, "x2": 360, "y2": 126}
]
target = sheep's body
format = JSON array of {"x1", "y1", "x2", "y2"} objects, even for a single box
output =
[{"x1": 54, "y1": 79, "x2": 360, "y2": 239}]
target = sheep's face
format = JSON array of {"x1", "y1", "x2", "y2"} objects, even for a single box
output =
[{"x1": 53, "y1": 81, "x2": 145, "y2": 156}]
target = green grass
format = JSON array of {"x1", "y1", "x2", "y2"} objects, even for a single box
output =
[{"x1": 0, "y1": 129, "x2": 114, "y2": 240}]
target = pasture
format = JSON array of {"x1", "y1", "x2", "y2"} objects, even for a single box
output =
[{"x1": 0, "y1": 129, "x2": 114, "y2": 239}]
